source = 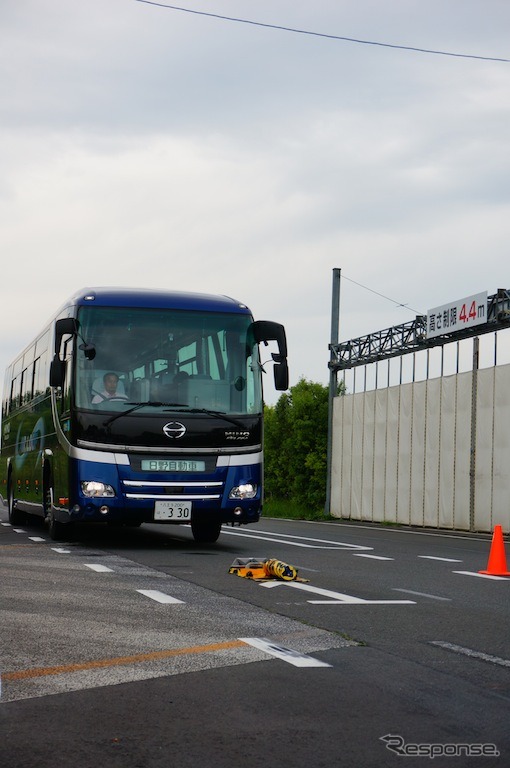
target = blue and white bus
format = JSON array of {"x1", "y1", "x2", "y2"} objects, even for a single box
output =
[{"x1": 1, "y1": 287, "x2": 288, "y2": 542}]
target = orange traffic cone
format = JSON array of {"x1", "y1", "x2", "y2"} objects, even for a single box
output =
[{"x1": 479, "y1": 525, "x2": 510, "y2": 577}]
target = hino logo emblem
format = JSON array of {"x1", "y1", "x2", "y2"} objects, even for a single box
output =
[{"x1": 163, "y1": 422, "x2": 186, "y2": 439}]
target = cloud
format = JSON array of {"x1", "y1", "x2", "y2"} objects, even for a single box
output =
[{"x1": 1, "y1": 1, "x2": 510, "y2": 403}]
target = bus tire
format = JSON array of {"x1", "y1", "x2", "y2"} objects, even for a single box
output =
[
  {"x1": 47, "y1": 510, "x2": 70, "y2": 542},
  {"x1": 7, "y1": 474, "x2": 26, "y2": 526},
  {"x1": 44, "y1": 474, "x2": 71, "y2": 542},
  {"x1": 191, "y1": 516, "x2": 221, "y2": 543}
]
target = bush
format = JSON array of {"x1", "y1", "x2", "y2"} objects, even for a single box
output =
[{"x1": 264, "y1": 378, "x2": 329, "y2": 509}]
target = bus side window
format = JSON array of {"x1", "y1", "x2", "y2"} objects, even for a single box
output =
[
  {"x1": 10, "y1": 375, "x2": 21, "y2": 412},
  {"x1": 21, "y1": 364, "x2": 34, "y2": 405},
  {"x1": 34, "y1": 352, "x2": 49, "y2": 398}
]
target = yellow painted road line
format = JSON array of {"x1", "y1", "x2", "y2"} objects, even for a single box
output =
[{"x1": 3, "y1": 640, "x2": 247, "y2": 682}]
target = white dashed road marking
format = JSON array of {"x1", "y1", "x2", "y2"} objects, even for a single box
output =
[
  {"x1": 137, "y1": 589, "x2": 185, "y2": 604},
  {"x1": 431, "y1": 641, "x2": 510, "y2": 668},
  {"x1": 240, "y1": 637, "x2": 332, "y2": 667},
  {"x1": 221, "y1": 528, "x2": 373, "y2": 550},
  {"x1": 393, "y1": 588, "x2": 451, "y2": 602},
  {"x1": 261, "y1": 581, "x2": 415, "y2": 605},
  {"x1": 453, "y1": 571, "x2": 510, "y2": 581}
]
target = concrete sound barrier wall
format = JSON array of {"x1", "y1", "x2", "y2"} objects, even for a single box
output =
[{"x1": 331, "y1": 363, "x2": 510, "y2": 533}]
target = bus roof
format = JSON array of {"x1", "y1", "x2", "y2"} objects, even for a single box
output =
[
  {"x1": 65, "y1": 287, "x2": 253, "y2": 315},
  {"x1": 5, "y1": 288, "x2": 254, "y2": 372}
]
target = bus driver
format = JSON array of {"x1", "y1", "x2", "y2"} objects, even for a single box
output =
[{"x1": 91, "y1": 372, "x2": 127, "y2": 403}]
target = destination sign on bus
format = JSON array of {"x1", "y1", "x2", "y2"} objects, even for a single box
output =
[{"x1": 427, "y1": 292, "x2": 487, "y2": 339}]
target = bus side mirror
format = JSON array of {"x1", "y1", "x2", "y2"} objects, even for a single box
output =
[
  {"x1": 50, "y1": 317, "x2": 77, "y2": 388},
  {"x1": 251, "y1": 320, "x2": 289, "y2": 391},
  {"x1": 54, "y1": 318, "x2": 77, "y2": 354},
  {"x1": 50, "y1": 357, "x2": 65, "y2": 388},
  {"x1": 273, "y1": 359, "x2": 289, "y2": 391}
]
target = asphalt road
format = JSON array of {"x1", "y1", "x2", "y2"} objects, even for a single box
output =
[{"x1": 1, "y1": 510, "x2": 510, "y2": 767}]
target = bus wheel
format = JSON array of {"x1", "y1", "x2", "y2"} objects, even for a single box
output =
[
  {"x1": 44, "y1": 480, "x2": 71, "y2": 541},
  {"x1": 7, "y1": 476, "x2": 26, "y2": 526},
  {"x1": 47, "y1": 511, "x2": 70, "y2": 542},
  {"x1": 191, "y1": 516, "x2": 221, "y2": 544}
]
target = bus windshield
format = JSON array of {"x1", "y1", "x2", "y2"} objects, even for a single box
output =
[{"x1": 74, "y1": 306, "x2": 262, "y2": 416}]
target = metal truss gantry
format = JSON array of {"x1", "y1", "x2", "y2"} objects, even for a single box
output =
[{"x1": 329, "y1": 289, "x2": 510, "y2": 372}]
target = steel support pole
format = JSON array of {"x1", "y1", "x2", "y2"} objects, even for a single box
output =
[
  {"x1": 325, "y1": 268, "x2": 341, "y2": 516},
  {"x1": 469, "y1": 336, "x2": 480, "y2": 531}
]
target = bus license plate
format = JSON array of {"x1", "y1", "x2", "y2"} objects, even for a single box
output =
[{"x1": 154, "y1": 501, "x2": 192, "y2": 521}]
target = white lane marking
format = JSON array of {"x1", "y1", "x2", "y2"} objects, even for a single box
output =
[
  {"x1": 137, "y1": 589, "x2": 184, "y2": 604},
  {"x1": 393, "y1": 588, "x2": 451, "y2": 602},
  {"x1": 318, "y1": 521, "x2": 492, "y2": 544},
  {"x1": 431, "y1": 641, "x2": 510, "y2": 669},
  {"x1": 52, "y1": 547, "x2": 72, "y2": 554},
  {"x1": 28, "y1": 536, "x2": 46, "y2": 542},
  {"x1": 13, "y1": 529, "x2": 26, "y2": 534},
  {"x1": 453, "y1": 570, "x2": 510, "y2": 581},
  {"x1": 419, "y1": 556, "x2": 462, "y2": 563},
  {"x1": 352, "y1": 553, "x2": 394, "y2": 561},
  {"x1": 1, "y1": 522, "x2": 12, "y2": 527},
  {"x1": 240, "y1": 637, "x2": 332, "y2": 668},
  {"x1": 260, "y1": 581, "x2": 415, "y2": 605},
  {"x1": 310, "y1": 599, "x2": 415, "y2": 605},
  {"x1": 249, "y1": 528, "x2": 374, "y2": 550},
  {"x1": 261, "y1": 582, "x2": 366, "y2": 603},
  {"x1": 221, "y1": 528, "x2": 373, "y2": 551},
  {"x1": 85, "y1": 563, "x2": 114, "y2": 573}
]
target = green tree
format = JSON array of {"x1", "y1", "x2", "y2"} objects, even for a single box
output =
[{"x1": 264, "y1": 378, "x2": 330, "y2": 509}]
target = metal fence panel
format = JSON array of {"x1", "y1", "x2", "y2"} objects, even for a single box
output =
[
  {"x1": 491, "y1": 366, "x2": 510, "y2": 529},
  {"x1": 331, "y1": 363, "x2": 509, "y2": 532}
]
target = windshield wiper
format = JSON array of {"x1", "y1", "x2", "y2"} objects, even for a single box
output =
[
  {"x1": 179, "y1": 406, "x2": 248, "y2": 429},
  {"x1": 103, "y1": 402, "x2": 249, "y2": 430},
  {"x1": 103, "y1": 402, "x2": 188, "y2": 427}
]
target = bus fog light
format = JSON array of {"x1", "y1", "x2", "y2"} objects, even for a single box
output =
[
  {"x1": 234, "y1": 507, "x2": 243, "y2": 516},
  {"x1": 81, "y1": 481, "x2": 115, "y2": 498},
  {"x1": 229, "y1": 483, "x2": 257, "y2": 500},
  {"x1": 99, "y1": 506, "x2": 110, "y2": 515}
]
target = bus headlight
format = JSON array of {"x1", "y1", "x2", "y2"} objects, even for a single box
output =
[
  {"x1": 229, "y1": 483, "x2": 257, "y2": 500},
  {"x1": 81, "y1": 481, "x2": 116, "y2": 498}
]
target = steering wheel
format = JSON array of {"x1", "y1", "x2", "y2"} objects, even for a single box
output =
[{"x1": 91, "y1": 389, "x2": 127, "y2": 403}]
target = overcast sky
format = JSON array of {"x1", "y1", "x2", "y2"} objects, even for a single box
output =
[{"x1": 2, "y1": 1, "x2": 510, "y2": 402}]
